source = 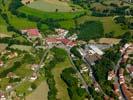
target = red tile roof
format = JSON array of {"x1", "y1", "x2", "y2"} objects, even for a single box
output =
[
  {"x1": 46, "y1": 38, "x2": 59, "y2": 43},
  {"x1": 127, "y1": 66, "x2": 133, "y2": 73},
  {"x1": 27, "y1": 29, "x2": 40, "y2": 36},
  {"x1": 113, "y1": 83, "x2": 119, "y2": 91}
]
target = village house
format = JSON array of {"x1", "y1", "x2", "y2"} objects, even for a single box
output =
[
  {"x1": 7, "y1": 72, "x2": 17, "y2": 79},
  {"x1": 80, "y1": 64, "x2": 88, "y2": 73},
  {"x1": 21, "y1": 28, "x2": 41, "y2": 39},
  {"x1": 31, "y1": 64, "x2": 39, "y2": 71},
  {"x1": 0, "y1": 60, "x2": 4, "y2": 67},
  {"x1": 30, "y1": 73, "x2": 38, "y2": 82},
  {"x1": 55, "y1": 28, "x2": 69, "y2": 38},
  {"x1": 46, "y1": 38, "x2": 62, "y2": 45},
  {"x1": 6, "y1": 85, "x2": 13, "y2": 91},
  {"x1": 118, "y1": 68, "x2": 125, "y2": 84},
  {"x1": 126, "y1": 64, "x2": 133, "y2": 78},
  {"x1": 108, "y1": 70, "x2": 115, "y2": 80},
  {"x1": 0, "y1": 92, "x2": 6, "y2": 100},
  {"x1": 113, "y1": 83, "x2": 122, "y2": 99},
  {"x1": 68, "y1": 34, "x2": 78, "y2": 41},
  {"x1": 93, "y1": 81, "x2": 100, "y2": 92},
  {"x1": 113, "y1": 83, "x2": 119, "y2": 92},
  {"x1": 121, "y1": 83, "x2": 133, "y2": 100},
  {"x1": 46, "y1": 37, "x2": 76, "y2": 48},
  {"x1": 7, "y1": 52, "x2": 18, "y2": 59}
]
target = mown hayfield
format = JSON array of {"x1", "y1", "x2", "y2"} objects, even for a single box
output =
[
  {"x1": 76, "y1": 16, "x2": 127, "y2": 37},
  {"x1": 26, "y1": 81, "x2": 49, "y2": 100},
  {"x1": 18, "y1": 6, "x2": 85, "y2": 20},
  {"x1": 10, "y1": 45, "x2": 32, "y2": 52},
  {"x1": 27, "y1": 0, "x2": 74, "y2": 12}
]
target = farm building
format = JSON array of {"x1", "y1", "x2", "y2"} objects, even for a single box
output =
[{"x1": 21, "y1": 28, "x2": 41, "y2": 39}]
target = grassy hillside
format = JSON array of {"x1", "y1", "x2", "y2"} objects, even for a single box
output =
[
  {"x1": 76, "y1": 16, "x2": 127, "y2": 37},
  {"x1": 27, "y1": 0, "x2": 81, "y2": 12},
  {"x1": 18, "y1": 6, "x2": 85, "y2": 20}
]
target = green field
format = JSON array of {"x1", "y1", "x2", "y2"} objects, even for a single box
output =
[
  {"x1": 52, "y1": 49, "x2": 72, "y2": 100},
  {"x1": 27, "y1": 0, "x2": 81, "y2": 12},
  {"x1": 8, "y1": 14, "x2": 37, "y2": 29},
  {"x1": 59, "y1": 20, "x2": 76, "y2": 29},
  {"x1": 0, "y1": 16, "x2": 15, "y2": 36},
  {"x1": 18, "y1": 6, "x2": 85, "y2": 20},
  {"x1": 76, "y1": 16, "x2": 127, "y2": 37}
]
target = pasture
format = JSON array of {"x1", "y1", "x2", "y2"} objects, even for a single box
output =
[
  {"x1": 52, "y1": 53, "x2": 72, "y2": 100},
  {"x1": 26, "y1": 81, "x2": 49, "y2": 100},
  {"x1": 27, "y1": 0, "x2": 80, "y2": 12},
  {"x1": 8, "y1": 14, "x2": 37, "y2": 29},
  {"x1": 18, "y1": 6, "x2": 85, "y2": 20},
  {"x1": 0, "y1": 16, "x2": 15, "y2": 36}
]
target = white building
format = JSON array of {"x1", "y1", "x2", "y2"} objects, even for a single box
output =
[{"x1": 89, "y1": 45, "x2": 104, "y2": 55}]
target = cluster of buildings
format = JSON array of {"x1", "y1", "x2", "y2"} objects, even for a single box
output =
[
  {"x1": 120, "y1": 43, "x2": 133, "y2": 63},
  {"x1": 118, "y1": 68, "x2": 133, "y2": 100},
  {"x1": 120, "y1": 43, "x2": 133, "y2": 78},
  {"x1": 46, "y1": 28, "x2": 77, "y2": 48},
  {"x1": 107, "y1": 43, "x2": 133, "y2": 99}
]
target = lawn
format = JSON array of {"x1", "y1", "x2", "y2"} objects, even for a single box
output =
[
  {"x1": 76, "y1": 16, "x2": 127, "y2": 37},
  {"x1": 18, "y1": 6, "x2": 85, "y2": 20}
]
